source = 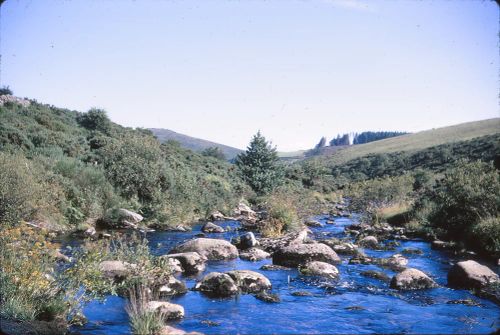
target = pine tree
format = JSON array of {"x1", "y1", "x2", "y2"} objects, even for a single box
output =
[{"x1": 235, "y1": 131, "x2": 283, "y2": 194}]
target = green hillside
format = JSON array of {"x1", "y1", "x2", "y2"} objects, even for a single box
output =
[
  {"x1": 149, "y1": 128, "x2": 243, "y2": 160},
  {"x1": 320, "y1": 118, "x2": 500, "y2": 166}
]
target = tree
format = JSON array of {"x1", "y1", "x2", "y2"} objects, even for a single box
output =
[
  {"x1": 77, "y1": 108, "x2": 111, "y2": 133},
  {"x1": 201, "y1": 146, "x2": 226, "y2": 160},
  {"x1": 0, "y1": 86, "x2": 13, "y2": 96},
  {"x1": 315, "y1": 137, "x2": 327, "y2": 149},
  {"x1": 235, "y1": 131, "x2": 283, "y2": 195}
]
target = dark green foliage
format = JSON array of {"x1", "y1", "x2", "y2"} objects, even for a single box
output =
[
  {"x1": 352, "y1": 131, "x2": 408, "y2": 144},
  {"x1": 0, "y1": 86, "x2": 12, "y2": 95},
  {"x1": 77, "y1": 108, "x2": 111, "y2": 133},
  {"x1": 330, "y1": 134, "x2": 350, "y2": 146},
  {"x1": 235, "y1": 132, "x2": 284, "y2": 195},
  {"x1": 201, "y1": 146, "x2": 226, "y2": 160},
  {"x1": 428, "y1": 160, "x2": 500, "y2": 252},
  {"x1": 0, "y1": 101, "x2": 249, "y2": 227}
]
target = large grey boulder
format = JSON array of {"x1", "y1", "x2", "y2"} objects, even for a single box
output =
[
  {"x1": 233, "y1": 232, "x2": 258, "y2": 250},
  {"x1": 378, "y1": 254, "x2": 408, "y2": 271},
  {"x1": 146, "y1": 301, "x2": 184, "y2": 320},
  {"x1": 102, "y1": 208, "x2": 143, "y2": 229},
  {"x1": 273, "y1": 243, "x2": 341, "y2": 267},
  {"x1": 169, "y1": 238, "x2": 238, "y2": 260},
  {"x1": 194, "y1": 272, "x2": 239, "y2": 297},
  {"x1": 358, "y1": 236, "x2": 379, "y2": 249},
  {"x1": 164, "y1": 252, "x2": 207, "y2": 274},
  {"x1": 99, "y1": 260, "x2": 135, "y2": 281},
  {"x1": 390, "y1": 268, "x2": 438, "y2": 290},
  {"x1": 158, "y1": 276, "x2": 188, "y2": 296},
  {"x1": 259, "y1": 228, "x2": 311, "y2": 254},
  {"x1": 226, "y1": 270, "x2": 272, "y2": 293},
  {"x1": 210, "y1": 210, "x2": 226, "y2": 221},
  {"x1": 447, "y1": 260, "x2": 499, "y2": 289},
  {"x1": 239, "y1": 248, "x2": 271, "y2": 261},
  {"x1": 300, "y1": 261, "x2": 339, "y2": 279},
  {"x1": 201, "y1": 222, "x2": 225, "y2": 234}
]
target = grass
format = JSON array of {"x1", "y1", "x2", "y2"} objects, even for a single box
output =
[
  {"x1": 321, "y1": 118, "x2": 500, "y2": 166},
  {"x1": 126, "y1": 284, "x2": 165, "y2": 335}
]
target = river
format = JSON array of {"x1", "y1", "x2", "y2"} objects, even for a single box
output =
[{"x1": 71, "y1": 215, "x2": 499, "y2": 334}]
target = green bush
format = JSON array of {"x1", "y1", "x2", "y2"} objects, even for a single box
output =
[
  {"x1": 472, "y1": 216, "x2": 500, "y2": 256},
  {"x1": 429, "y1": 161, "x2": 499, "y2": 240},
  {"x1": 77, "y1": 108, "x2": 111, "y2": 133}
]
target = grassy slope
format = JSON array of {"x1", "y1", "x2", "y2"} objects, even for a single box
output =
[
  {"x1": 149, "y1": 128, "x2": 243, "y2": 160},
  {"x1": 322, "y1": 118, "x2": 500, "y2": 166}
]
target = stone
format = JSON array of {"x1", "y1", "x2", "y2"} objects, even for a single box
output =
[
  {"x1": 402, "y1": 248, "x2": 424, "y2": 255},
  {"x1": 305, "y1": 219, "x2": 323, "y2": 227},
  {"x1": 273, "y1": 243, "x2": 341, "y2": 267},
  {"x1": 332, "y1": 243, "x2": 359, "y2": 255},
  {"x1": 447, "y1": 260, "x2": 499, "y2": 289},
  {"x1": 164, "y1": 252, "x2": 207, "y2": 274},
  {"x1": 237, "y1": 232, "x2": 258, "y2": 250},
  {"x1": 210, "y1": 210, "x2": 226, "y2": 221},
  {"x1": 226, "y1": 270, "x2": 272, "y2": 293},
  {"x1": 390, "y1": 268, "x2": 438, "y2": 290},
  {"x1": 194, "y1": 272, "x2": 239, "y2": 297},
  {"x1": 84, "y1": 226, "x2": 96, "y2": 237},
  {"x1": 166, "y1": 258, "x2": 183, "y2": 273},
  {"x1": 378, "y1": 254, "x2": 408, "y2": 271},
  {"x1": 169, "y1": 238, "x2": 238, "y2": 260},
  {"x1": 360, "y1": 270, "x2": 391, "y2": 282},
  {"x1": 431, "y1": 240, "x2": 455, "y2": 251},
  {"x1": 358, "y1": 236, "x2": 379, "y2": 249},
  {"x1": 300, "y1": 261, "x2": 339, "y2": 279},
  {"x1": 258, "y1": 228, "x2": 311, "y2": 254},
  {"x1": 239, "y1": 248, "x2": 271, "y2": 261},
  {"x1": 158, "y1": 276, "x2": 188, "y2": 296},
  {"x1": 254, "y1": 291, "x2": 280, "y2": 303},
  {"x1": 99, "y1": 260, "x2": 134, "y2": 281},
  {"x1": 260, "y1": 264, "x2": 292, "y2": 271},
  {"x1": 291, "y1": 291, "x2": 313, "y2": 297},
  {"x1": 201, "y1": 222, "x2": 225, "y2": 233},
  {"x1": 146, "y1": 301, "x2": 184, "y2": 320}
]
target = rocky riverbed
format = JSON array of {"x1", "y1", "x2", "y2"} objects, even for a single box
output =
[{"x1": 70, "y1": 215, "x2": 499, "y2": 334}]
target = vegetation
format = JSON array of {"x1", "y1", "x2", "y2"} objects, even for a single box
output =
[
  {"x1": 201, "y1": 146, "x2": 227, "y2": 160},
  {"x1": 126, "y1": 284, "x2": 165, "y2": 335},
  {"x1": 0, "y1": 86, "x2": 13, "y2": 95},
  {"x1": 235, "y1": 131, "x2": 284, "y2": 195},
  {"x1": 352, "y1": 131, "x2": 409, "y2": 145}
]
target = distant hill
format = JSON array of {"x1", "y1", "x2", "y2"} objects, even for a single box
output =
[
  {"x1": 317, "y1": 118, "x2": 500, "y2": 166},
  {"x1": 149, "y1": 128, "x2": 243, "y2": 160}
]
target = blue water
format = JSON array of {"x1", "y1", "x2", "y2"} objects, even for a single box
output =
[{"x1": 72, "y1": 217, "x2": 500, "y2": 334}]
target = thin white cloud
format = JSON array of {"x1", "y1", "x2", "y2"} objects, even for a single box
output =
[{"x1": 321, "y1": 0, "x2": 375, "y2": 12}]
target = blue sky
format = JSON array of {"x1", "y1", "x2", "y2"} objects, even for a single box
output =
[{"x1": 1, "y1": 0, "x2": 498, "y2": 151}]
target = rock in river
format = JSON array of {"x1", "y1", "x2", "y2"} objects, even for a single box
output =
[
  {"x1": 194, "y1": 272, "x2": 239, "y2": 297},
  {"x1": 239, "y1": 248, "x2": 271, "y2": 261},
  {"x1": 99, "y1": 260, "x2": 135, "y2": 281},
  {"x1": 300, "y1": 261, "x2": 339, "y2": 279},
  {"x1": 146, "y1": 301, "x2": 185, "y2": 320},
  {"x1": 169, "y1": 238, "x2": 238, "y2": 260},
  {"x1": 201, "y1": 222, "x2": 225, "y2": 233},
  {"x1": 447, "y1": 260, "x2": 499, "y2": 289},
  {"x1": 273, "y1": 243, "x2": 341, "y2": 267},
  {"x1": 164, "y1": 252, "x2": 207, "y2": 274},
  {"x1": 226, "y1": 270, "x2": 272, "y2": 293},
  {"x1": 390, "y1": 268, "x2": 438, "y2": 290},
  {"x1": 358, "y1": 236, "x2": 379, "y2": 249}
]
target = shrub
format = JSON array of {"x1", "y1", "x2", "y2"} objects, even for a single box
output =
[
  {"x1": 0, "y1": 85, "x2": 13, "y2": 95},
  {"x1": 77, "y1": 108, "x2": 111, "y2": 133},
  {"x1": 471, "y1": 216, "x2": 500, "y2": 256},
  {"x1": 429, "y1": 160, "x2": 500, "y2": 246},
  {"x1": 201, "y1": 146, "x2": 226, "y2": 160}
]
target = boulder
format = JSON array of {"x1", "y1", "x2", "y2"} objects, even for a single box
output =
[
  {"x1": 102, "y1": 208, "x2": 143, "y2": 229},
  {"x1": 166, "y1": 258, "x2": 183, "y2": 273},
  {"x1": 239, "y1": 248, "x2": 271, "y2": 261},
  {"x1": 169, "y1": 238, "x2": 238, "y2": 260},
  {"x1": 194, "y1": 272, "x2": 239, "y2": 297},
  {"x1": 146, "y1": 301, "x2": 184, "y2": 320},
  {"x1": 447, "y1": 260, "x2": 499, "y2": 289},
  {"x1": 201, "y1": 222, "x2": 225, "y2": 234},
  {"x1": 164, "y1": 252, "x2": 206, "y2": 274},
  {"x1": 260, "y1": 264, "x2": 292, "y2": 271},
  {"x1": 99, "y1": 260, "x2": 134, "y2": 281},
  {"x1": 332, "y1": 243, "x2": 359, "y2": 255},
  {"x1": 158, "y1": 276, "x2": 188, "y2": 296},
  {"x1": 259, "y1": 228, "x2": 311, "y2": 254},
  {"x1": 378, "y1": 254, "x2": 408, "y2": 271},
  {"x1": 237, "y1": 232, "x2": 258, "y2": 250},
  {"x1": 159, "y1": 326, "x2": 202, "y2": 335},
  {"x1": 273, "y1": 243, "x2": 341, "y2": 267},
  {"x1": 226, "y1": 270, "x2": 272, "y2": 293},
  {"x1": 401, "y1": 248, "x2": 424, "y2": 255},
  {"x1": 210, "y1": 210, "x2": 226, "y2": 221},
  {"x1": 305, "y1": 219, "x2": 323, "y2": 228},
  {"x1": 84, "y1": 226, "x2": 96, "y2": 237},
  {"x1": 291, "y1": 291, "x2": 313, "y2": 297},
  {"x1": 300, "y1": 261, "x2": 339, "y2": 279},
  {"x1": 431, "y1": 240, "x2": 455, "y2": 251},
  {"x1": 254, "y1": 291, "x2": 280, "y2": 303},
  {"x1": 358, "y1": 236, "x2": 379, "y2": 249},
  {"x1": 390, "y1": 268, "x2": 438, "y2": 290},
  {"x1": 360, "y1": 270, "x2": 390, "y2": 282}
]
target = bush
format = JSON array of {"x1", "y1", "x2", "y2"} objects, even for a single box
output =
[
  {"x1": 77, "y1": 108, "x2": 111, "y2": 133},
  {"x1": 429, "y1": 160, "x2": 500, "y2": 247},
  {"x1": 0, "y1": 85, "x2": 13, "y2": 95},
  {"x1": 472, "y1": 216, "x2": 500, "y2": 256}
]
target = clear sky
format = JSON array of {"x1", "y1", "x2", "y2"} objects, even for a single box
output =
[{"x1": 1, "y1": 0, "x2": 498, "y2": 151}]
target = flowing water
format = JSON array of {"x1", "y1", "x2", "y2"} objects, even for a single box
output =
[{"x1": 71, "y1": 216, "x2": 500, "y2": 334}]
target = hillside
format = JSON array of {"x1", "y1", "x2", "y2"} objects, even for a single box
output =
[
  {"x1": 318, "y1": 118, "x2": 500, "y2": 166},
  {"x1": 149, "y1": 128, "x2": 243, "y2": 160}
]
